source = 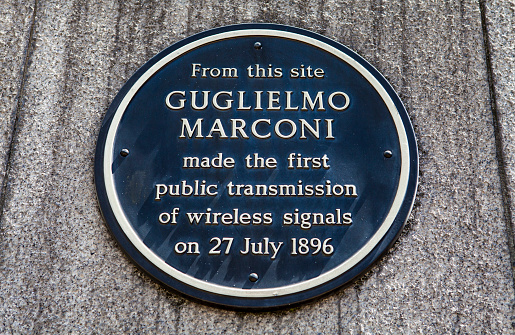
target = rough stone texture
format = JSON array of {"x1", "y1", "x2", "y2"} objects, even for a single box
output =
[
  {"x1": 0, "y1": 0, "x2": 514, "y2": 334},
  {"x1": 0, "y1": 1, "x2": 34, "y2": 198},
  {"x1": 485, "y1": 1, "x2": 515, "y2": 235}
]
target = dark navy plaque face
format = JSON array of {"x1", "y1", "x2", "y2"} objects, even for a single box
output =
[{"x1": 95, "y1": 24, "x2": 418, "y2": 309}]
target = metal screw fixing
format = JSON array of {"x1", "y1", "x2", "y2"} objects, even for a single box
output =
[
  {"x1": 120, "y1": 148, "x2": 130, "y2": 157},
  {"x1": 383, "y1": 150, "x2": 393, "y2": 158},
  {"x1": 254, "y1": 41, "x2": 262, "y2": 50},
  {"x1": 249, "y1": 273, "x2": 259, "y2": 282}
]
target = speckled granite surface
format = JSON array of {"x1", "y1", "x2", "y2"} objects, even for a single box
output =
[
  {"x1": 485, "y1": 1, "x2": 515, "y2": 242},
  {"x1": 0, "y1": 1, "x2": 34, "y2": 198},
  {"x1": 0, "y1": 0, "x2": 514, "y2": 333}
]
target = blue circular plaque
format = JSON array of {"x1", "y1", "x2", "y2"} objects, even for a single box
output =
[{"x1": 95, "y1": 24, "x2": 418, "y2": 309}]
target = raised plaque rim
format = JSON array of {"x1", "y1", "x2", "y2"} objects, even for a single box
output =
[{"x1": 95, "y1": 23, "x2": 418, "y2": 309}]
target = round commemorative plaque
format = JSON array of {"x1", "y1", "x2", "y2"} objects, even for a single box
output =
[{"x1": 95, "y1": 24, "x2": 418, "y2": 309}]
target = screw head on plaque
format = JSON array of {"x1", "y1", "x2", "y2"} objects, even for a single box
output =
[{"x1": 95, "y1": 24, "x2": 418, "y2": 309}]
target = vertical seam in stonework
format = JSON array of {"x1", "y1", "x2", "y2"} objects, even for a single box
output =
[
  {"x1": 337, "y1": 293, "x2": 342, "y2": 335},
  {"x1": 0, "y1": 0, "x2": 38, "y2": 227},
  {"x1": 105, "y1": 0, "x2": 123, "y2": 108},
  {"x1": 399, "y1": 0, "x2": 409, "y2": 106},
  {"x1": 186, "y1": 0, "x2": 193, "y2": 36},
  {"x1": 478, "y1": 0, "x2": 515, "y2": 295}
]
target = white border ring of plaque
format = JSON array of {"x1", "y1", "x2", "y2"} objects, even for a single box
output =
[{"x1": 95, "y1": 23, "x2": 418, "y2": 309}]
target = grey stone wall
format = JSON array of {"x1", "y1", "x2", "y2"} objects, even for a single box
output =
[{"x1": 1, "y1": 0, "x2": 514, "y2": 333}]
